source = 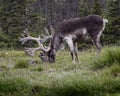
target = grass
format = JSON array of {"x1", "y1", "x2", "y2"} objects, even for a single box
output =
[
  {"x1": 14, "y1": 59, "x2": 29, "y2": 69},
  {"x1": 92, "y1": 46, "x2": 120, "y2": 69},
  {"x1": 0, "y1": 46, "x2": 120, "y2": 96},
  {"x1": 30, "y1": 66, "x2": 43, "y2": 71}
]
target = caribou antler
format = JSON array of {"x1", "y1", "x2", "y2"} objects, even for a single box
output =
[
  {"x1": 19, "y1": 26, "x2": 54, "y2": 57},
  {"x1": 20, "y1": 33, "x2": 48, "y2": 57}
]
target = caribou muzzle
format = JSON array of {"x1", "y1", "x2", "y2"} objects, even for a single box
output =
[
  {"x1": 39, "y1": 52, "x2": 49, "y2": 62},
  {"x1": 39, "y1": 51, "x2": 56, "y2": 63}
]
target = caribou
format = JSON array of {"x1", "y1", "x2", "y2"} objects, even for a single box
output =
[{"x1": 20, "y1": 15, "x2": 108, "y2": 63}]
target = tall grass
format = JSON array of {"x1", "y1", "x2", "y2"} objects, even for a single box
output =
[
  {"x1": 92, "y1": 47, "x2": 120, "y2": 69},
  {"x1": 14, "y1": 59, "x2": 29, "y2": 69},
  {"x1": 0, "y1": 46, "x2": 120, "y2": 96},
  {"x1": 0, "y1": 77, "x2": 46, "y2": 96},
  {"x1": 0, "y1": 74, "x2": 120, "y2": 96},
  {"x1": 43, "y1": 75, "x2": 120, "y2": 96},
  {"x1": 0, "y1": 77, "x2": 29, "y2": 96}
]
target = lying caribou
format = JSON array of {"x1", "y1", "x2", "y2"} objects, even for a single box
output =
[{"x1": 20, "y1": 15, "x2": 108, "y2": 63}]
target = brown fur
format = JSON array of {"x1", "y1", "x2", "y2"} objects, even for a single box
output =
[{"x1": 48, "y1": 15, "x2": 106, "y2": 62}]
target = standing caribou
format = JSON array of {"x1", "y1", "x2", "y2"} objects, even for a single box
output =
[{"x1": 20, "y1": 15, "x2": 108, "y2": 63}]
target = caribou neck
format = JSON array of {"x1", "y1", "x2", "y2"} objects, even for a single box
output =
[{"x1": 51, "y1": 34, "x2": 62, "y2": 51}]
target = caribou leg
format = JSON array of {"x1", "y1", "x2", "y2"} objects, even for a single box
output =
[
  {"x1": 96, "y1": 39, "x2": 102, "y2": 54},
  {"x1": 92, "y1": 36, "x2": 102, "y2": 54},
  {"x1": 65, "y1": 38, "x2": 76, "y2": 64},
  {"x1": 74, "y1": 42, "x2": 80, "y2": 63}
]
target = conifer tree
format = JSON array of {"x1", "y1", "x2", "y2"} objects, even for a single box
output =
[
  {"x1": 0, "y1": 0, "x2": 40, "y2": 48},
  {"x1": 78, "y1": 1, "x2": 88, "y2": 17},
  {"x1": 105, "y1": 0, "x2": 120, "y2": 44},
  {"x1": 0, "y1": 0, "x2": 28, "y2": 48},
  {"x1": 91, "y1": 0, "x2": 102, "y2": 15}
]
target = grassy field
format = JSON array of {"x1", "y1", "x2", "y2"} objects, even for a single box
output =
[{"x1": 0, "y1": 46, "x2": 120, "y2": 96}]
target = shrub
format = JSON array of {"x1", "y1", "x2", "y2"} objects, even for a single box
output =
[
  {"x1": 0, "y1": 65, "x2": 8, "y2": 71},
  {"x1": 0, "y1": 77, "x2": 29, "y2": 95},
  {"x1": 103, "y1": 64, "x2": 120, "y2": 78},
  {"x1": 0, "y1": 51, "x2": 6, "y2": 57},
  {"x1": 44, "y1": 76, "x2": 120, "y2": 96},
  {"x1": 92, "y1": 47, "x2": 120, "y2": 69},
  {"x1": 15, "y1": 60, "x2": 29, "y2": 69},
  {"x1": 31, "y1": 66, "x2": 43, "y2": 72}
]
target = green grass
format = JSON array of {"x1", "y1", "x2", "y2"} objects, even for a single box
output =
[
  {"x1": 92, "y1": 46, "x2": 120, "y2": 69},
  {"x1": 0, "y1": 46, "x2": 120, "y2": 96},
  {"x1": 30, "y1": 66, "x2": 43, "y2": 72},
  {"x1": 14, "y1": 59, "x2": 29, "y2": 69}
]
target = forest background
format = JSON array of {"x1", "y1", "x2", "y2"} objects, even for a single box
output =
[{"x1": 0, "y1": 0, "x2": 119, "y2": 49}]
